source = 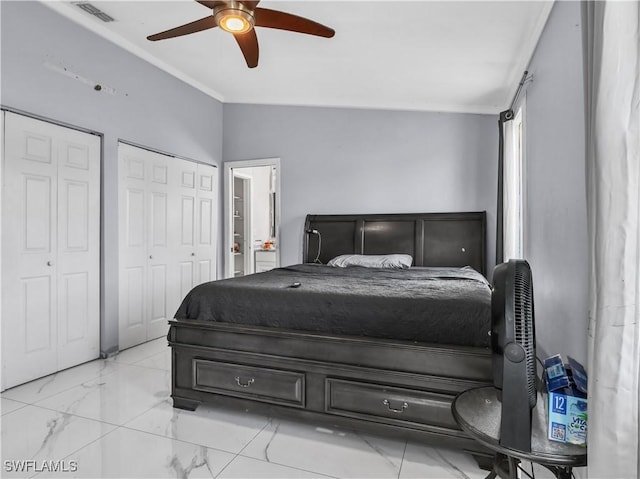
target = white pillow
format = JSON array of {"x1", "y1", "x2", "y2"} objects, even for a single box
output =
[{"x1": 327, "y1": 254, "x2": 413, "y2": 269}]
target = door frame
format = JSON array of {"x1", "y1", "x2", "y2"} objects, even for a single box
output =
[
  {"x1": 223, "y1": 158, "x2": 281, "y2": 279},
  {"x1": 232, "y1": 171, "x2": 253, "y2": 276}
]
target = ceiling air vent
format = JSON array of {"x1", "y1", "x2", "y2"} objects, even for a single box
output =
[{"x1": 74, "y1": 2, "x2": 115, "y2": 22}]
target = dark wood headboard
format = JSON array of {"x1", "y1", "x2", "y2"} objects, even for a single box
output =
[{"x1": 303, "y1": 212, "x2": 487, "y2": 276}]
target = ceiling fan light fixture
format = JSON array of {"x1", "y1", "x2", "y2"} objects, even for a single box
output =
[
  {"x1": 214, "y1": 3, "x2": 254, "y2": 34},
  {"x1": 221, "y1": 16, "x2": 248, "y2": 32}
]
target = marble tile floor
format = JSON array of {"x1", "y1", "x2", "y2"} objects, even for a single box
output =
[{"x1": 1, "y1": 337, "x2": 560, "y2": 479}]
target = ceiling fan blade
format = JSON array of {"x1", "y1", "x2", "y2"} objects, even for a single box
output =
[
  {"x1": 147, "y1": 16, "x2": 218, "y2": 41},
  {"x1": 254, "y1": 8, "x2": 335, "y2": 38},
  {"x1": 233, "y1": 29, "x2": 259, "y2": 68}
]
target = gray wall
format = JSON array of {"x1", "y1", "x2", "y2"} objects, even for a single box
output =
[
  {"x1": 1, "y1": 1, "x2": 224, "y2": 355},
  {"x1": 223, "y1": 105, "x2": 498, "y2": 270},
  {"x1": 522, "y1": 1, "x2": 588, "y2": 363}
]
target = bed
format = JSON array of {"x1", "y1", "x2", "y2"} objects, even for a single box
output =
[{"x1": 168, "y1": 212, "x2": 494, "y2": 465}]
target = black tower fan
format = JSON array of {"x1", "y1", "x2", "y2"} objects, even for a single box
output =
[{"x1": 491, "y1": 259, "x2": 537, "y2": 452}]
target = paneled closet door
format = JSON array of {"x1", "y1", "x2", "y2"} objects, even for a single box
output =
[
  {"x1": 55, "y1": 121, "x2": 101, "y2": 371},
  {"x1": 119, "y1": 144, "x2": 177, "y2": 348},
  {"x1": 1, "y1": 112, "x2": 100, "y2": 390},
  {"x1": 146, "y1": 150, "x2": 177, "y2": 341},
  {"x1": 118, "y1": 145, "x2": 149, "y2": 350},
  {"x1": 170, "y1": 161, "x2": 218, "y2": 313},
  {"x1": 195, "y1": 164, "x2": 218, "y2": 285},
  {"x1": 172, "y1": 159, "x2": 199, "y2": 314},
  {"x1": 118, "y1": 143, "x2": 217, "y2": 350}
]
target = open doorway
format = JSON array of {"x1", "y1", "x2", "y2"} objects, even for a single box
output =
[{"x1": 224, "y1": 158, "x2": 280, "y2": 278}]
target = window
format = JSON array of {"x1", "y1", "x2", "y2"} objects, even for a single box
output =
[{"x1": 503, "y1": 100, "x2": 525, "y2": 260}]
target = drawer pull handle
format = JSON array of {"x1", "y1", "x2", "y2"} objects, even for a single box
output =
[
  {"x1": 235, "y1": 376, "x2": 254, "y2": 388},
  {"x1": 383, "y1": 399, "x2": 408, "y2": 413}
]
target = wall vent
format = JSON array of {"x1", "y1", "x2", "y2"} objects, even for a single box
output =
[{"x1": 75, "y1": 3, "x2": 115, "y2": 22}]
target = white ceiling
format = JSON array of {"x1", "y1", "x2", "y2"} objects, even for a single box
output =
[{"x1": 45, "y1": 0, "x2": 553, "y2": 114}]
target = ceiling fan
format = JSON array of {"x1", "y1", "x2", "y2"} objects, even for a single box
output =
[{"x1": 147, "y1": 1, "x2": 335, "y2": 68}]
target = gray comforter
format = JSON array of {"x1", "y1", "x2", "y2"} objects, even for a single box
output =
[{"x1": 174, "y1": 264, "x2": 491, "y2": 347}]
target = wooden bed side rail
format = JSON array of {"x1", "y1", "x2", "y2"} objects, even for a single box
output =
[{"x1": 168, "y1": 320, "x2": 493, "y2": 383}]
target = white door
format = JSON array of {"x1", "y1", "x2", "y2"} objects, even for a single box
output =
[
  {"x1": 167, "y1": 161, "x2": 218, "y2": 316},
  {"x1": 172, "y1": 158, "x2": 198, "y2": 311},
  {"x1": 118, "y1": 145, "x2": 149, "y2": 349},
  {"x1": 146, "y1": 152, "x2": 175, "y2": 341},
  {"x1": 1, "y1": 112, "x2": 100, "y2": 390},
  {"x1": 119, "y1": 144, "x2": 177, "y2": 348},
  {"x1": 118, "y1": 143, "x2": 217, "y2": 350},
  {"x1": 195, "y1": 164, "x2": 218, "y2": 285}
]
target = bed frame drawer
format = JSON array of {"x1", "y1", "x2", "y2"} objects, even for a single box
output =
[
  {"x1": 325, "y1": 378, "x2": 458, "y2": 429},
  {"x1": 193, "y1": 359, "x2": 305, "y2": 407}
]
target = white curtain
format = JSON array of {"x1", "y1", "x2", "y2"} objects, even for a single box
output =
[
  {"x1": 502, "y1": 108, "x2": 524, "y2": 262},
  {"x1": 502, "y1": 118, "x2": 519, "y2": 261},
  {"x1": 583, "y1": 1, "x2": 640, "y2": 478}
]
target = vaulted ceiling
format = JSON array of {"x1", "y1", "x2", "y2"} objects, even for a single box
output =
[{"x1": 45, "y1": 1, "x2": 553, "y2": 114}]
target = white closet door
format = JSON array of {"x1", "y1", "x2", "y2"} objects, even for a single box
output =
[
  {"x1": 118, "y1": 144, "x2": 216, "y2": 349},
  {"x1": 55, "y1": 125, "x2": 101, "y2": 370},
  {"x1": 172, "y1": 159, "x2": 199, "y2": 309},
  {"x1": 147, "y1": 152, "x2": 176, "y2": 340},
  {"x1": 195, "y1": 163, "x2": 218, "y2": 285},
  {"x1": 2, "y1": 112, "x2": 100, "y2": 389},
  {"x1": 118, "y1": 144, "x2": 149, "y2": 350},
  {"x1": 119, "y1": 144, "x2": 176, "y2": 347}
]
